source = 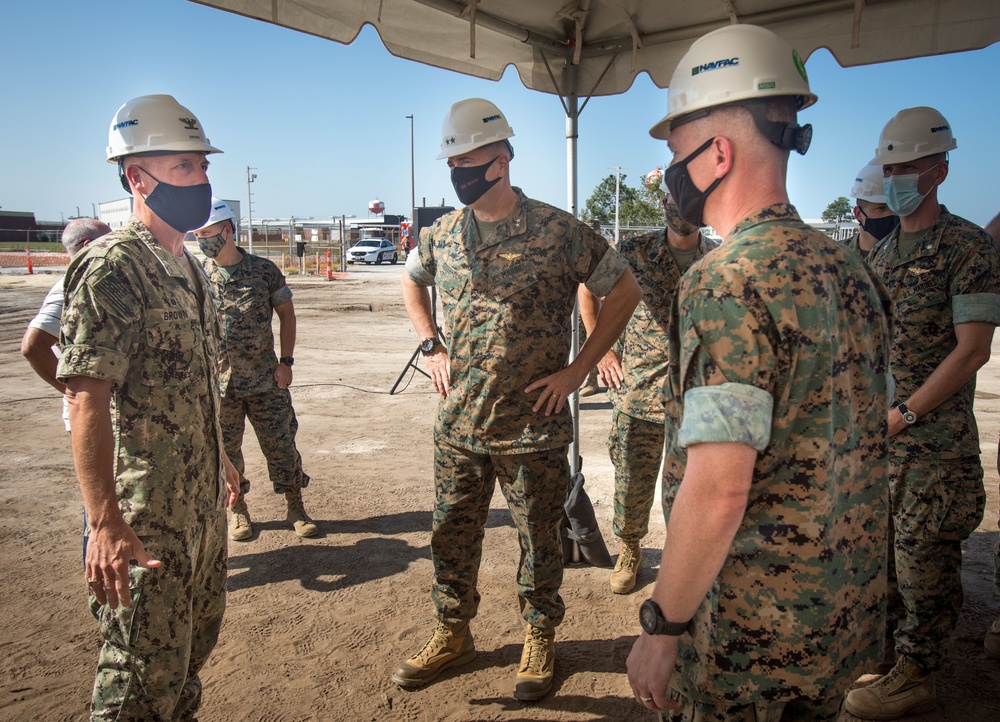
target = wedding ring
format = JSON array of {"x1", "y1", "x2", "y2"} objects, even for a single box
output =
[
  {"x1": 87, "y1": 578, "x2": 103, "y2": 586},
  {"x1": 640, "y1": 696, "x2": 653, "y2": 703}
]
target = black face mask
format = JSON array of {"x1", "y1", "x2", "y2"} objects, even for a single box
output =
[
  {"x1": 136, "y1": 166, "x2": 213, "y2": 233},
  {"x1": 860, "y1": 211, "x2": 900, "y2": 241},
  {"x1": 662, "y1": 138, "x2": 725, "y2": 228},
  {"x1": 450, "y1": 156, "x2": 501, "y2": 206}
]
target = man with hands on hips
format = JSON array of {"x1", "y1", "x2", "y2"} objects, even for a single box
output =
[{"x1": 397, "y1": 97, "x2": 640, "y2": 701}]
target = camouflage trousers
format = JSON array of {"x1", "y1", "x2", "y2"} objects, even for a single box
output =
[
  {"x1": 661, "y1": 688, "x2": 842, "y2": 722},
  {"x1": 886, "y1": 455, "x2": 985, "y2": 670},
  {"x1": 995, "y1": 442, "x2": 1000, "y2": 598},
  {"x1": 431, "y1": 439, "x2": 569, "y2": 629},
  {"x1": 608, "y1": 410, "x2": 665, "y2": 542},
  {"x1": 89, "y1": 513, "x2": 227, "y2": 721},
  {"x1": 220, "y1": 388, "x2": 310, "y2": 495},
  {"x1": 995, "y1": 525, "x2": 1000, "y2": 598}
]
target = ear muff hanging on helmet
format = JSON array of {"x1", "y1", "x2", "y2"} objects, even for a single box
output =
[{"x1": 743, "y1": 102, "x2": 812, "y2": 155}]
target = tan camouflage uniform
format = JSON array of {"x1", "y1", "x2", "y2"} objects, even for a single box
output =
[
  {"x1": 57, "y1": 215, "x2": 228, "y2": 721},
  {"x1": 867, "y1": 206, "x2": 1000, "y2": 670},
  {"x1": 203, "y1": 247, "x2": 309, "y2": 495},
  {"x1": 406, "y1": 187, "x2": 629, "y2": 628},
  {"x1": 661, "y1": 204, "x2": 891, "y2": 716},
  {"x1": 608, "y1": 229, "x2": 716, "y2": 543}
]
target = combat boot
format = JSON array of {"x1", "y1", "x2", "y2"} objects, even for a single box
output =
[
  {"x1": 514, "y1": 625, "x2": 555, "y2": 701},
  {"x1": 579, "y1": 369, "x2": 600, "y2": 397},
  {"x1": 985, "y1": 616, "x2": 1000, "y2": 660},
  {"x1": 392, "y1": 620, "x2": 476, "y2": 687},
  {"x1": 229, "y1": 494, "x2": 252, "y2": 541},
  {"x1": 609, "y1": 539, "x2": 642, "y2": 594},
  {"x1": 844, "y1": 656, "x2": 936, "y2": 720},
  {"x1": 285, "y1": 489, "x2": 318, "y2": 537}
]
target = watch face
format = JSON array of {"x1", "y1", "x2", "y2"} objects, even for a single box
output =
[
  {"x1": 420, "y1": 339, "x2": 435, "y2": 353},
  {"x1": 640, "y1": 601, "x2": 657, "y2": 632}
]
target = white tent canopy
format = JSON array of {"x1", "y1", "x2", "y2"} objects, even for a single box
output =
[{"x1": 191, "y1": 0, "x2": 1000, "y2": 98}]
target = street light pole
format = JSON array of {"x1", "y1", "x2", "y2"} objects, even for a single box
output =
[
  {"x1": 608, "y1": 165, "x2": 627, "y2": 244},
  {"x1": 246, "y1": 166, "x2": 257, "y2": 253},
  {"x1": 406, "y1": 114, "x2": 415, "y2": 229}
]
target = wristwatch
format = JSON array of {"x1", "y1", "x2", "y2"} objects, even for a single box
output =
[
  {"x1": 639, "y1": 599, "x2": 691, "y2": 636},
  {"x1": 279, "y1": 356, "x2": 294, "y2": 367},
  {"x1": 896, "y1": 402, "x2": 917, "y2": 425},
  {"x1": 419, "y1": 337, "x2": 441, "y2": 355}
]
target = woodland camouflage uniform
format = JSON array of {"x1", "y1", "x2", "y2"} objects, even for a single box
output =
[
  {"x1": 867, "y1": 206, "x2": 1000, "y2": 670},
  {"x1": 608, "y1": 229, "x2": 717, "y2": 544},
  {"x1": 204, "y1": 247, "x2": 309, "y2": 496},
  {"x1": 406, "y1": 187, "x2": 629, "y2": 628},
  {"x1": 660, "y1": 204, "x2": 891, "y2": 715}
]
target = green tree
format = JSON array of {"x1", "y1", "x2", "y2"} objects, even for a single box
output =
[
  {"x1": 582, "y1": 173, "x2": 662, "y2": 228},
  {"x1": 821, "y1": 196, "x2": 853, "y2": 224}
]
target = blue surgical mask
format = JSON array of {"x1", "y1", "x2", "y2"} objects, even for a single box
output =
[{"x1": 883, "y1": 165, "x2": 939, "y2": 217}]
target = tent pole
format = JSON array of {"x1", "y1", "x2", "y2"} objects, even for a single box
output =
[{"x1": 566, "y1": 62, "x2": 582, "y2": 478}]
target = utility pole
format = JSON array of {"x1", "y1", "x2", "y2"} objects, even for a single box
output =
[
  {"x1": 246, "y1": 166, "x2": 257, "y2": 253},
  {"x1": 609, "y1": 165, "x2": 627, "y2": 244},
  {"x1": 405, "y1": 115, "x2": 415, "y2": 221}
]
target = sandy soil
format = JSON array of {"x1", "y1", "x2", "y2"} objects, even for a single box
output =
[{"x1": 0, "y1": 267, "x2": 998, "y2": 722}]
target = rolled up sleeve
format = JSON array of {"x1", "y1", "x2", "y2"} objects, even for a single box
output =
[{"x1": 678, "y1": 382, "x2": 774, "y2": 450}]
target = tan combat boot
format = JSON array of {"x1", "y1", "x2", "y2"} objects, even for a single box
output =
[
  {"x1": 609, "y1": 539, "x2": 642, "y2": 594},
  {"x1": 229, "y1": 494, "x2": 252, "y2": 541},
  {"x1": 285, "y1": 489, "x2": 318, "y2": 537},
  {"x1": 844, "y1": 656, "x2": 936, "y2": 719},
  {"x1": 985, "y1": 616, "x2": 1000, "y2": 660},
  {"x1": 392, "y1": 620, "x2": 476, "y2": 687},
  {"x1": 514, "y1": 625, "x2": 555, "y2": 701},
  {"x1": 579, "y1": 369, "x2": 600, "y2": 397}
]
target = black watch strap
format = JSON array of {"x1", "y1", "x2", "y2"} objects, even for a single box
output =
[
  {"x1": 640, "y1": 599, "x2": 691, "y2": 636},
  {"x1": 279, "y1": 356, "x2": 294, "y2": 367}
]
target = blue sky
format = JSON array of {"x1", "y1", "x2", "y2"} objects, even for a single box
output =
[{"x1": 2, "y1": 0, "x2": 998, "y2": 226}]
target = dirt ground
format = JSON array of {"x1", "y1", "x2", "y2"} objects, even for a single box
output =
[{"x1": 1, "y1": 266, "x2": 998, "y2": 722}]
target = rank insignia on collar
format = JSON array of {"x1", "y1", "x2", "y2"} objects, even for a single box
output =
[{"x1": 499, "y1": 252, "x2": 522, "y2": 261}]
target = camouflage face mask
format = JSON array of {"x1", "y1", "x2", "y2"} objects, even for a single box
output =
[
  {"x1": 197, "y1": 232, "x2": 227, "y2": 258},
  {"x1": 663, "y1": 194, "x2": 699, "y2": 237}
]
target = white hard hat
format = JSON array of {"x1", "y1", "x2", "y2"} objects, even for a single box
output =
[
  {"x1": 851, "y1": 164, "x2": 887, "y2": 203},
  {"x1": 107, "y1": 94, "x2": 222, "y2": 162},
  {"x1": 196, "y1": 197, "x2": 236, "y2": 232},
  {"x1": 436, "y1": 98, "x2": 514, "y2": 160},
  {"x1": 649, "y1": 24, "x2": 817, "y2": 140},
  {"x1": 870, "y1": 106, "x2": 957, "y2": 165}
]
